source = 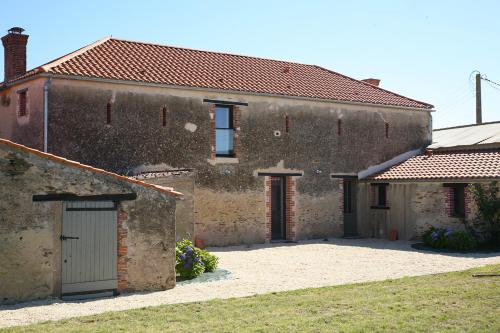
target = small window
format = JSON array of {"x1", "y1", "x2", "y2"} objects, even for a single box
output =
[
  {"x1": 285, "y1": 114, "x2": 291, "y2": 133},
  {"x1": 106, "y1": 102, "x2": 112, "y2": 124},
  {"x1": 343, "y1": 180, "x2": 353, "y2": 213},
  {"x1": 385, "y1": 122, "x2": 389, "y2": 138},
  {"x1": 162, "y1": 106, "x2": 167, "y2": 127},
  {"x1": 371, "y1": 184, "x2": 389, "y2": 209},
  {"x1": 338, "y1": 119, "x2": 342, "y2": 136},
  {"x1": 215, "y1": 105, "x2": 234, "y2": 156},
  {"x1": 18, "y1": 90, "x2": 27, "y2": 117},
  {"x1": 446, "y1": 184, "x2": 466, "y2": 218}
]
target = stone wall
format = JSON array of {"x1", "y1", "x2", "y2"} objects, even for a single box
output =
[
  {"x1": 4, "y1": 77, "x2": 432, "y2": 245},
  {"x1": 358, "y1": 181, "x2": 489, "y2": 240},
  {"x1": 137, "y1": 171, "x2": 195, "y2": 242},
  {"x1": 412, "y1": 182, "x2": 477, "y2": 237},
  {"x1": 0, "y1": 140, "x2": 177, "y2": 304}
]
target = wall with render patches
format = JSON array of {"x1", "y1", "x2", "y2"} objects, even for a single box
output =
[
  {"x1": 20, "y1": 77, "x2": 431, "y2": 246},
  {"x1": 0, "y1": 142, "x2": 176, "y2": 304}
]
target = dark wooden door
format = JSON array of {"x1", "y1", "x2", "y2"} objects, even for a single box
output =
[
  {"x1": 343, "y1": 179, "x2": 358, "y2": 237},
  {"x1": 271, "y1": 177, "x2": 286, "y2": 240}
]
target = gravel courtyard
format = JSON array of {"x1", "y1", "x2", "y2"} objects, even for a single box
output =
[{"x1": 1, "y1": 238, "x2": 499, "y2": 328}]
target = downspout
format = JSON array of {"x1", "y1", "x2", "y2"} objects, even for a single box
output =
[{"x1": 43, "y1": 78, "x2": 51, "y2": 152}]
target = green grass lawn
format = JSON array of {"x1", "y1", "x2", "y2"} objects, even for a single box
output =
[{"x1": 3, "y1": 265, "x2": 500, "y2": 333}]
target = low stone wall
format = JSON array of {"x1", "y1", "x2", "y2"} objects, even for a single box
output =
[
  {"x1": 137, "y1": 171, "x2": 195, "y2": 242},
  {"x1": 0, "y1": 141, "x2": 177, "y2": 304},
  {"x1": 194, "y1": 186, "x2": 267, "y2": 246}
]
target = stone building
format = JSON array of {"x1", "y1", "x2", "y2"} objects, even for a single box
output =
[
  {"x1": 0, "y1": 138, "x2": 181, "y2": 304},
  {"x1": 0, "y1": 28, "x2": 434, "y2": 246},
  {"x1": 357, "y1": 122, "x2": 500, "y2": 240}
]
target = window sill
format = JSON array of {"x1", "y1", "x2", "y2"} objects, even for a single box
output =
[
  {"x1": 207, "y1": 157, "x2": 239, "y2": 165},
  {"x1": 370, "y1": 206, "x2": 390, "y2": 210}
]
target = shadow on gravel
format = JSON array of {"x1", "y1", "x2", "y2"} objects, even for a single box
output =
[
  {"x1": 207, "y1": 238, "x2": 500, "y2": 259},
  {"x1": 176, "y1": 269, "x2": 233, "y2": 286}
]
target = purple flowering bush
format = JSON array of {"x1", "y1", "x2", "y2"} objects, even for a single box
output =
[
  {"x1": 422, "y1": 227, "x2": 477, "y2": 251},
  {"x1": 175, "y1": 239, "x2": 218, "y2": 278}
]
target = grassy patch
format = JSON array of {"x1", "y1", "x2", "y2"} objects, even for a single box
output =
[{"x1": 3, "y1": 265, "x2": 500, "y2": 333}]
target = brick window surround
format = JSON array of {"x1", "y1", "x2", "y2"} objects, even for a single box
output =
[
  {"x1": 265, "y1": 176, "x2": 296, "y2": 242},
  {"x1": 17, "y1": 89, "x2": 28, "y2": 117},
  {"x1": 444, "y1": 184, "x2": 471, "y2": 218},
  {"x1": 117, "y1": 208, "x2": 128, "y2": 291},
  {"x1": 209, "y1": 104, "x2": 241, "y2": 159}
]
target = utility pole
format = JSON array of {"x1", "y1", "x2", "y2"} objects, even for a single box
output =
[{"x1": 476, "y1": 73, "x2": 482, "y2": 124}]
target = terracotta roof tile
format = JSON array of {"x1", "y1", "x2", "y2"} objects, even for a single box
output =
[
  {"x1": 367, "y1": 150, "x2": 500, "y2": 181},
  {"x1": 0, "y1": 139, "x2": 183, "y2": 197},
  {"x1": 4, "y1": 38, "x2": 432, "y2": 109}
]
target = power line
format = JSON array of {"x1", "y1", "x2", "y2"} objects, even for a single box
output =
[{"x1": 481, "y1": 75, "x2": 500, "y2": 87}]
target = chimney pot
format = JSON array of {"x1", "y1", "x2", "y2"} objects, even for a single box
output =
[
  {"x1": 2, "y1": 27, "x2": 29, "y2": 82},
  {"x1": 361, "y1": 78, "x2": 380, "y2": 87}
]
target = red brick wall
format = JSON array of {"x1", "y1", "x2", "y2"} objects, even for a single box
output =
[
  {"x1": 464, "y1": 185, "x2": 472, "y2": 217},
  {"x1": 117, "y1": 208, "x2": 128, "y2": 291},
  {"x1": 208, "y1": 104, "x2": 216, "y2": 159},
  {"x1": 1, "y1": 33, "x2": 29, "y2": 82},
  {"x1": 233, "y1": 105, "x2": 241, "y2": 158},
  {"x1": 285, "y1": 177, "x2": 296, "y2": 240},
  {"x1": 265, "y1": 176, "x2": 272, "y2": 242},
  {"x1": 338, "y1": 178, "x2": 344, "y2": 222}
]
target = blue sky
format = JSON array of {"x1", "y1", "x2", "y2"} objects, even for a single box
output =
[{"x1": 1, "y1": 0, "x2": 499, "y2": 128}]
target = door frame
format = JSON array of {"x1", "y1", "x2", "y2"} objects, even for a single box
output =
[
  {"x1": 61, "y1": 200, "x2": 118, "y2": 295},
  {"x1": 342, "y1": 177, "x2": 358, "y2": 237},
  {"x1": 271, "y1": 176, "x2": 287, "y2": 240}
]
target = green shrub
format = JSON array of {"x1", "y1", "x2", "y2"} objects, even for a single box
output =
[
  {"x1": 445, "y1": 231, "x2": 477, "y2": 251},
  {"x1": 176, "y1": 239, "x2": 205, "y2": 279},
  {"x1": 422, "y1": 227, "x2": 477, "y2": 251},
  {"x1": 175, "y1": 239, "x2": 219, "y2": 278},
  {"x1": 422, "y1": 227, "x2": 447, "y2": 248},
  {"x1": 200, "y1": 249, "x2": 219, "y2": 272}
]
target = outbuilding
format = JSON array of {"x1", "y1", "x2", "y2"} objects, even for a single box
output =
[
  {"x1": 0, "y1": 139, "x2": 182, "y2": 304},
  {"x1": 356, "y1": 122, "x2": 500, "y2": 240}
]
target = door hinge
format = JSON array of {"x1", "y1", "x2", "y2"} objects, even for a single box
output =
[{"x1": 60, "y1": 235, "x2": 79, "y2": 241}]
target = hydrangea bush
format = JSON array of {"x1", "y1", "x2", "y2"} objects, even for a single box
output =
[
  {"x1": 176, "y1": 239, "x2": 219, "y2": 278},
  {"x1": 422, "y1": 227, "x2": 477, "y2": 251}
]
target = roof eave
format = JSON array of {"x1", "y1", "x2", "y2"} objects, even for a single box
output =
[
  {"x1": 32, "y1": 73, "x2": 435, "y2": 112},
  {"x1": 362, "y1": 177, "x2": 500, "y2": 183}
]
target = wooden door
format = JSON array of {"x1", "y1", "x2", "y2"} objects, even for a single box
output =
[
  {"x1": 343, "y1": 179, "x2": 358, "y2": 237},
  {"x1": 61, "y1": 201, "x2": 117, "y2": 294},
  {"x1": 271, "y1": 177, "x2": 286, "y2": 240}
]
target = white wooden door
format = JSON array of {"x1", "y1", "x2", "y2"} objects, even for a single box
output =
[{"x1": 61, "y1": 201, "x2": 117, "y2": 294}]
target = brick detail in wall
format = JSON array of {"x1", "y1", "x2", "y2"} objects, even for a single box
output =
[
  {"x1": 1, "y1": 33, "x2": 29, "y2": 82},
  {"x1": 464, "y1": 185, "x2": 472, "y2": 217},
  {"x1": 117, "y1": 208, "x2": 128, "y2": 291},
  {"x1": 285, "y1": 176, "x2": 296, "y2": 241},
  {"x1": 338, "y1": 178, "x2": 344, "y2": 220},
  {"x1": 208, "y1": 104, "x2": 216, "y2": 159},
  {"x1": 265, "y1": 176, "x2": 272, "y2": 242},
  {"x1": 233, "y1": 105, "x2": 241, "y2": 158},
  {"x1": 443, "y1": 186, "x2": 454, "y2": 217}
]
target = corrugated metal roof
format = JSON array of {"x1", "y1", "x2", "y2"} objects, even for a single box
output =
[{"x1": 429, "y1": 121, "x2": 500, "y2": 149}]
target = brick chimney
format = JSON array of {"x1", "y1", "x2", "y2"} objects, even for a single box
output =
[
  {"x1": 361, "y1": 78, "x2": 380, "y2": 87},
  {"x1": 2, "y1": 27, "x2": 29, "y2": 82}
]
